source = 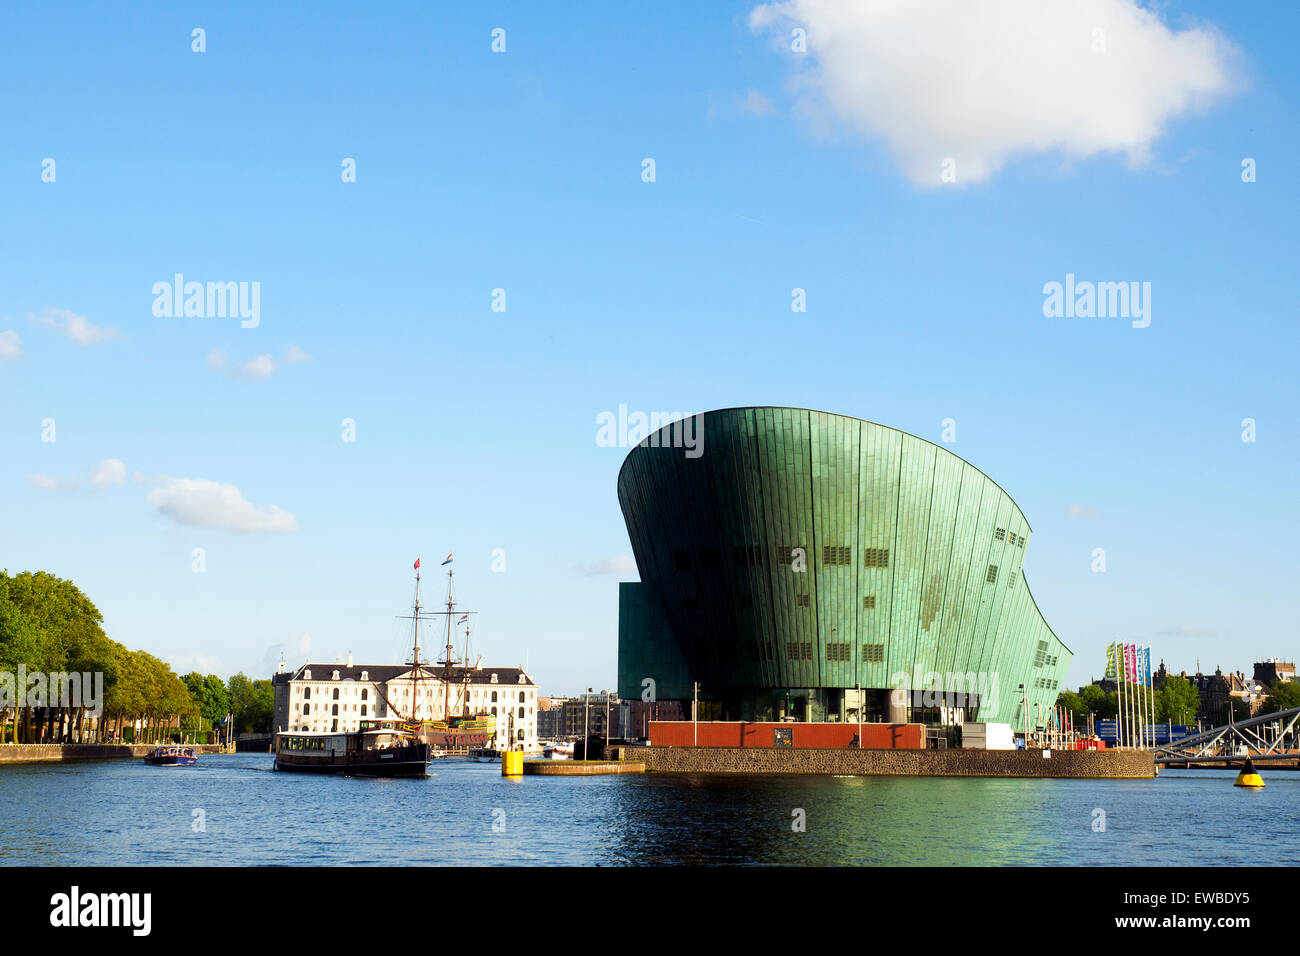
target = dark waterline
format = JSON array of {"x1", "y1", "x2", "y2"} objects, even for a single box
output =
[{"x1": 0, "y1": 753, "x2": 1293, "y2": 866}]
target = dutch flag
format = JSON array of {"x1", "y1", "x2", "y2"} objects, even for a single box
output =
[
  {"x1": 441, "y1": 553, "x2": 453, "y2": 566},
  {"x1": 457, "y1": 614, "x2": 469, "y2": 625}
]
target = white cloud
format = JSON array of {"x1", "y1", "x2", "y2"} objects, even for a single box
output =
[
  {"x1": 0, "y1": 330, "x2": 20, "y2": 361},
  {"x1": 749, "y1": 0, "x2": 1238, "y2": 185},
  {"x1": 29, "y1": 458, "x2": 127, "y2": 492},
  {"x1": 89, "y1": 458, "x2": 127, "y2": 490},
  {"x1": 146, "y1": 476, "x2": 299, "y2": 534},
  {"x1": 242, "y1": 354, "x2": 277, "y2": 380},
  {"x1": 1067, "y1": 504, "x2": 1100, "y2": 519},
  {"x1": 742, "y1": 88, "x2": 774, "y2": 115},
  {"x1": 27, "y1": 474, "x2": 77, "y2": 491},
  {"x1": 207, "y1": 345, "x2": 310, "y2": 379},
  {"x1": 577, "y1": 556, "x2": 639, "y2": 577},
  {"x1": 31, "y1": 308, "x2": 121, "y2": 344}
]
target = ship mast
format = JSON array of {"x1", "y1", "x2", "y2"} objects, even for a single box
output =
[
  {"x1": 429, "y1": 555, "x2": 476, "y2": 724},
  {"x1": 394, "y1": 556, "x2": 438, "y2": 727}
]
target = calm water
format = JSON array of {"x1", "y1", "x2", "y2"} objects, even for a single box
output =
[{"x1": 0, "y1": 753, "x2": 1294, "y2": 865}]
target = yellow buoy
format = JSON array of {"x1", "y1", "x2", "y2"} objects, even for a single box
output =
[
  {"x1": 501, "y1": 751, "x2": 524, "y2": 776},
  {"x1": 1234, "y1": 758, "x2": 1264, "y2": 789}
]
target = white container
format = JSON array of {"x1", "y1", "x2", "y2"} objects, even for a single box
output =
[{"x1": 961, "y1": 722, "x2": 1015, "y2": 750}]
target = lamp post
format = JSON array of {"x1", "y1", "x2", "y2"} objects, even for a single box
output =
[
  {"x1": 856, "y1": 682, "x2": 862, "y2": 748},
  {"x1": 584, "y1": 688, "x2": 591, "y2": 760},
  {"x1": 604, "y1": 690, "x2": 611, "y2": 751},
  {"x1": 693, "y1": 682, "x2": 699, "y2": 746},
  {"x1": 1018, "y1": 684, "x2": 1027, "y2": 748}
]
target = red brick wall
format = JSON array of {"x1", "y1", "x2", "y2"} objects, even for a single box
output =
[{"x1": 648, "y1": 721, "x2": 923, "y2": 749}]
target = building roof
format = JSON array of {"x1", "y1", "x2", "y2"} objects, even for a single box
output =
[{"x1": 284, "y1": 662, "x2": 535, "y2": 686}]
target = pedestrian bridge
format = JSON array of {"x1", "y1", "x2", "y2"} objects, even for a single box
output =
[{"x1": 1153, "y1": 707, "x2": 1300, "y2": 766}]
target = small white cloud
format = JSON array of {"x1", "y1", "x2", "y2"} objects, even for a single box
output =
[
  {"x1": 146, "y1": 476, "x2": 299, "y2": 534},
  {"x1": 1067, "y1": 504, "x2": 1100, "y2": 519},
  {"x1": 29, "y1": 458, "x2": 127, "y2": 492},
  {"x1": 171, "y1": 653, "x2": 222, "y2": 675},
  {"x1": 89, "y1": 458, "x2": 127, "y2": 490},
  {"x1": 27, "y1": 473, "x2": 76, "y2": 491},
  {"x1": 577, "y1": 556, "x2": 639, "y2": 577},
  {"x1": 208, "y1": 346, "x2": 307, "y2": 380},
  {"x1": 749, "y1": 0, "x2": 1239, "y2": 185},
  {"x1": 0, "y1": 330, "x2": 20, "y2": 361},
  {"x1": 242, "y1": 354, "x2": 277, "y2": 380},
  {"x1": 742, "y1": 88, "x2": 774, "y2": 115},
  {"x1": 31, "y1": 308, "x2": 121, "y2": 345}
]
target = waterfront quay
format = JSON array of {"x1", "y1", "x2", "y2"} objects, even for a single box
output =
[
  {"x1": 0, "y1": 743, "x2": 228, "y2": 765},
  {"x1": 609, "y1": 745, "x2": 1154, "y2": 778}
]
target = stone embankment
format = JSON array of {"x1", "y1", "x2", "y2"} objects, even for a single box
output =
[
  {"x1": 523, "y1": 760, "x2": 645, "y2": 775},
  {"x1": 609, "y1": 746, "x2": 1154, "y2": 779},
  {"x1": 0, "y1": 743, "x2": 227, "y2": 765}
]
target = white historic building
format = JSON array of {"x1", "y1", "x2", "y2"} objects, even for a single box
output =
[{"x1": 272, "y1": 656, "x2": 540, "y2": 750}]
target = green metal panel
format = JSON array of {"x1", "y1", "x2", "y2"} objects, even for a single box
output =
[{"x1": 615, "y1": 407, "x2": 1073, "y2": 723}]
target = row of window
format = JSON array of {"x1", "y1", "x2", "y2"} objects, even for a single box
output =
[
  {"x1": 732, "y1": 643, "x2": 889, "y2": 664},
  {"x1": 673, "y1": 548, "x2": 893, "y2": 570},
  {"x1": 303, "y1": 703, "x2": 368, "y2": 716},
  {"x1": 299, "y1": 687, "x2": 369, "y2": 701},
  {"x1": 994, "y1": 527, "x2": 1026, "y2": 547},
  {"x1": 298, "y1": 685, "x2": 530, "y2": 704}
]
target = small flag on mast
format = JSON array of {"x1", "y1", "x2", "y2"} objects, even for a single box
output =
[
  {"x1": 441, "y1": 553, "x2": 453, "y2": 566},
  {"x1": 414, "y1": 557, "x2": 421, "y2": 570},
  {"x1": 457, "y1": 614, "x2": 469, "y2": 625}
]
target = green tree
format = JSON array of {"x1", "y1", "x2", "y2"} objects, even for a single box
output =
[
  {"x1": 1078, "y1": 683, "x2": 1116, "y2": 719},
  {"x1": 1155, "y1": 675, "x2": 1200, "y2": 725},
  {"x1": 1056, "y1": 690, "x2": 1086, "y2": 722},
  {"x1": 228, "y1": 673, "x2": 274, "y2": 734},
  {"x1": 1260, "y1": 680, "x2": 1300, "y2": 715}
]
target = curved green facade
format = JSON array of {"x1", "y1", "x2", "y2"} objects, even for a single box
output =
[{"x1": 616, "y1": 407, "x2": 1071, "y2": 727}]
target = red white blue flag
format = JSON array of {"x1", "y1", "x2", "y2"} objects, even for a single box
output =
[{"x1": 441, "y1": 553, "x2": 453, "y2": 566}]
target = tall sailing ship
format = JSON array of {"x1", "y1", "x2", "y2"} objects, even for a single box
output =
[
  {"x1": 407, "y1": 553, "x2": 499, "y2": 753},
  {"x1": 272, "y1": 558, "x2": 445, "y2": 777}
]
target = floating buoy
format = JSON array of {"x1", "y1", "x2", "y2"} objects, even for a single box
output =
[
  {"x1": 501, "y1": 751, "x2": 524, "y2": 776},
  {"x1": 1234, "y1": 758, "x2": 1264, "y2": 789}
]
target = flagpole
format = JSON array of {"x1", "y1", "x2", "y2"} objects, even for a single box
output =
[
  {"x1": 1124, "y1": 643, "x2": 1133, "y2": 748},
  {"x1": 1137, "y1": 646, "x2": 1145, "y2": 748},
  {"x1": 1111, "y1": 643, "x2": 1122, "y2": 750},
  {"x1": 1120, "y1": 645, "x2": 1127, "y2": 748},
  {"x1": 1137, "y1": 647, "x2": 1145, "y2": 749}
]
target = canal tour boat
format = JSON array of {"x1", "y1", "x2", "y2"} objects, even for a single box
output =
[
  {"x1": 143, "y1": 745, "x2": 198, "y2": 766},
  {"x1": 273, "y1": 721, "x2": 430, "y2": 777},
  {"x1": 273, "y1": 555, "x2": 479, "y2": 777}
]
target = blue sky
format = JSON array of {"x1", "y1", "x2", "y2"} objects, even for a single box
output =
[{"x1": 1, "y1": 1, "x2": 1296, "y2": 696}]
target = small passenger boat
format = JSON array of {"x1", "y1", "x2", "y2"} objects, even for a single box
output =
[
  {"x1": 143, "y1": 745, "x2": 198, "y2": 766},
  {"x1": 274, "y1": 722, "x2": 430, "y2": 777}
]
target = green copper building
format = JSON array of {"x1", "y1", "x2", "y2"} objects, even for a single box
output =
[{"x1": 616, "y1": 407, "x2": 1071, "y2": 730}]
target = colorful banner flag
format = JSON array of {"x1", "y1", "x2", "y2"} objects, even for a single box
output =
[
  {"x1": 1105, "y1": 642, "x2": 1117, "y2": 679},
  {"x1": 1125, "y1": 644, "x2": 1137, "y2": 681},
  {"x1": 1140, "y1": 647, "x2": 1152, "y2": 687}
]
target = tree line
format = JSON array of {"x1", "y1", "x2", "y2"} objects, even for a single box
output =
[
  {"x1": 1057, "y1": 674, "x2": 1300, "y2": 730},
  {"x1": 1, "y1": 570, "x2": 273, "y2": 744}
]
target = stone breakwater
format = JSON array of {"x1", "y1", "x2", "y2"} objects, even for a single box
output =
[
  {"x1": 611, "y1": 746, "x2": 1155, "y2": 779},
  {"x1": 0, "y1": 744, "x2": 225, "y2": 765},
  {"x1": 523, "y1": 760, "x2": 646, "y2": 775}
]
